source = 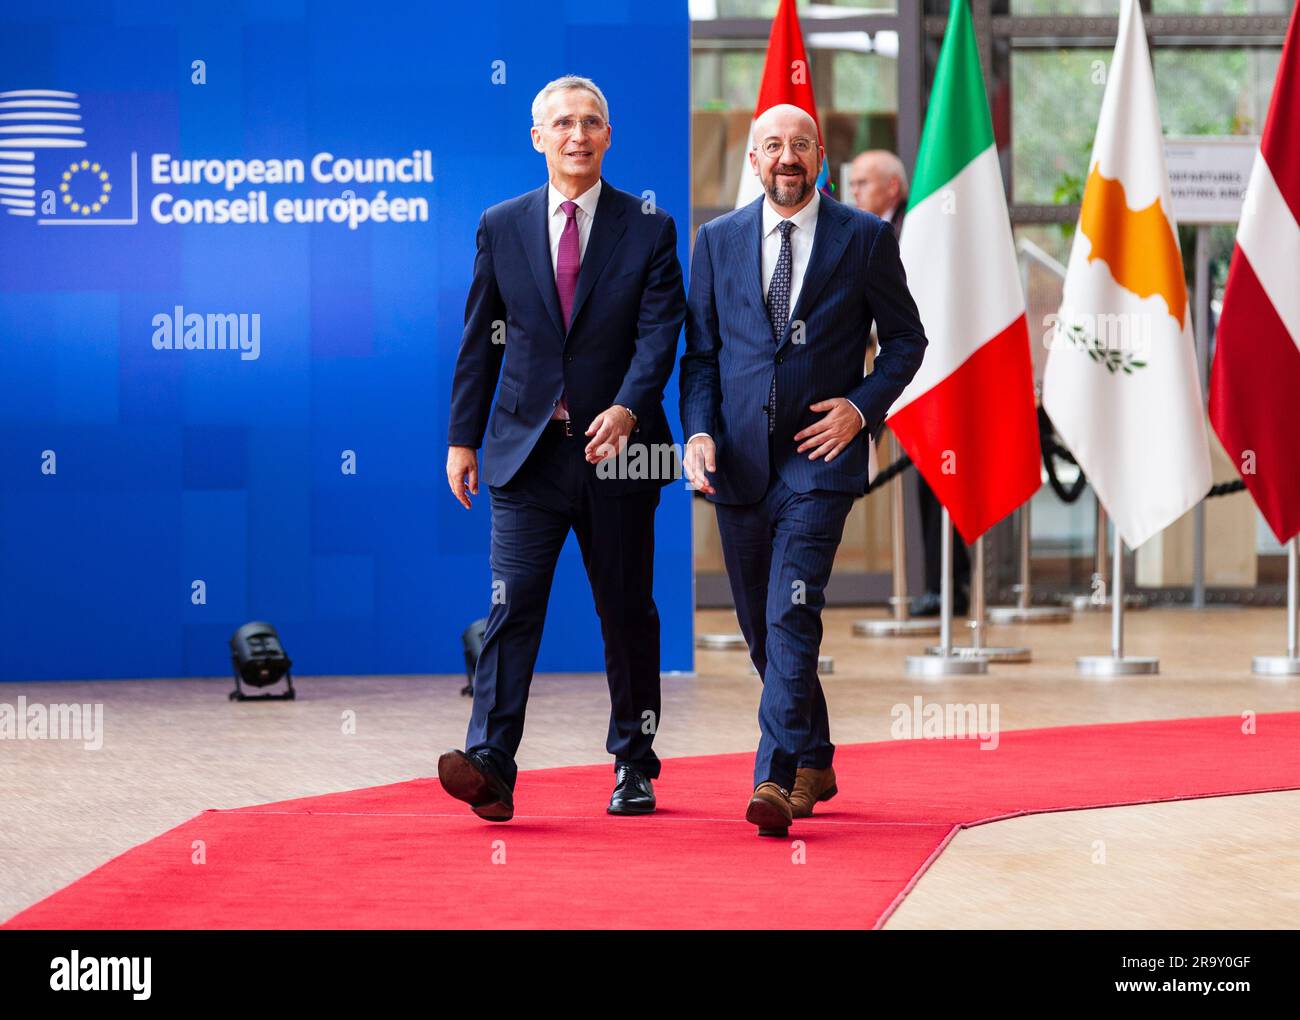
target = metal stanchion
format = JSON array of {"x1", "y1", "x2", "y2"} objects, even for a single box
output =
[
  {"x1": 1252, "y1": 536, "x2": 1300, "y2": 677},
  {"x1": 988, "y1": 500, "x2": 1073, "y2": 624},
  {"x1": 1077, "y1": 525, "x2": 1158, "y2": 677},
  {"x1": 930, "y1": 536, "x2": 1031, "y2": 662},
  {"x1": 907, "y1": 508, "x2": 986, "y2": 675},
  {"x1": 854, "y1": 431, "x2": 940, "y2": 637}
]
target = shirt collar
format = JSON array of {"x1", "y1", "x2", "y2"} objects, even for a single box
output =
[
  {"x1": 549, "y1": 179, "x2": 602, "y2": 220},
  {"x1": 762, "y1": 187, "x2": 821, "y2": 238}
]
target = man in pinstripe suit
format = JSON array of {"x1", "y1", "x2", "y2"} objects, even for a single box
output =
[{"x1": 680, "y1": 105, "x2": 928, "y2": 837}]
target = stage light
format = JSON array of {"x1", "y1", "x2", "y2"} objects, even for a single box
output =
[
  {"x1": 229, "y1": 621, "x2": 296, "y2": 701},
  {"x1": 460, "y1": 618, "x2": 487, "y2": 697}
]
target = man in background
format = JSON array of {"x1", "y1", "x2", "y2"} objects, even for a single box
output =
[{"x1": 849, "y1": 148, "x2": 969, "y2": 617}]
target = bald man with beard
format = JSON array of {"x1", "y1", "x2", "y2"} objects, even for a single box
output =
[{"x1": 680, "y1": 106, "x2": 928, "y2": 837}]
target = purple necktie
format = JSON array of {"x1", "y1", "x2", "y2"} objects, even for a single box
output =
[
  {"x1": 552, "y1": 199, "x2": 580, "y2": 419},
  {"x1": 556, "y1": 199, "x2": 580, "y2": 328}
]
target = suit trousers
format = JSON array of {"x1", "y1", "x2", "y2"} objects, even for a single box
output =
[
  {"x1": 466, "y1": 423, "x2": 663, "y2": 788},
  {"x1": 713, "y1": 441, "x2": 855, "y2": 790}
]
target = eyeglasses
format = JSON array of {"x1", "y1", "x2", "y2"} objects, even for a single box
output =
[
  {"x1": 543, "y1": 116, "x2": 607, "y2": 134},
  {"x1": 757, "y1": 136, "x2": 817, "y2": 158}
]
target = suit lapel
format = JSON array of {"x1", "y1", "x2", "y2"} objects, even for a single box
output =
[
  {"x1": 780, "y1": 196, "x2": 851, "y2": 353},
  {"x1": 517, "y1": 182, "x2": 565, "y2": 342},
  {"x1": 566, "y1": 179, "x2": 626, "y2": 339},
  {"x1": 726, "y1": 196, "x2": 766, "y2": 322}
]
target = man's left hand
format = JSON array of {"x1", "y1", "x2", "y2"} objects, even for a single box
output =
[
  {"x1": 585, "y1": 405, "x2": 635, "y2": 464},
  {"x1": 794, "y1": 398, "x2": 864, "y2": 463}
]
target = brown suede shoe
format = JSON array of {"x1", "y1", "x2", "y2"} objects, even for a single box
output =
[
  {"x1": 789, "y1": 766, "x2": 838, "y2": 818},
  {"x1": 745, "y1": 782, "x2": 794, "y2": 837}
]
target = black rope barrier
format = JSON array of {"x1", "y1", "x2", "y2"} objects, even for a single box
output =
[
  {"x1": 864, "y1": 450, "x2": 912, "y2": 492},
  {"x1": 1038, "y1": 405, "x2": 1089, "y2": 505}
]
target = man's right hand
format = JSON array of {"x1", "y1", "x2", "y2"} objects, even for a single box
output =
[
  {"x1": 683, "y1": 435, "x2": 717, "y2": 495},
  {"x1": 447, "y1": 445, "x2": 479, "y2": 509}
]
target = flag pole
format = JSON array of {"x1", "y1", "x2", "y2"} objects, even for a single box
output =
[
  {"x1": 907, "y1": 507, "x2": 986, "y2": 675},
  {"x1": 1252, "y1": 536, "x2": 1300, "y2": 677},
  {"x1": 1077, "y1": 522, "x2": 1158, "y2": 677},
  {"x1": 854, "y1": 431, "x2": 940, "y2": 637}
]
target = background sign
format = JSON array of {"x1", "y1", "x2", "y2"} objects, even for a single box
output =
[
  {"x1": 1164, "y1": 136, "x2": 1259, "y2": 225},
  {"x1": 0, "y1": 0, "x2": 692, "y2": 681}
]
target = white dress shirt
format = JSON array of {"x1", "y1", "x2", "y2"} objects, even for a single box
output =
[
  {"x1": 689, "y1": 188, "x2": 865, "y2": 442},
  {"x1": 761, "y1": 186, "x2": 821, "y2": 319},
  {"x1": 547, "y1": 179, "x2": 601, "y2": 420}
]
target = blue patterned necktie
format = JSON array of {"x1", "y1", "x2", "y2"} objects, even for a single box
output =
[{"x1": 765, "y1": 219, "x2": 795, "y2": 436}]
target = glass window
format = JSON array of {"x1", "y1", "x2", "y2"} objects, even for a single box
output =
[
  {"x1": 696, "y1": 0, "x2": 898, "y2": 18},
  {"x1": 1154, "y1": 48, "x2": 1280, "y2": 136},
  {"x1": 1009, "y1": 0, "x2": 1290, "y2": 13},
  {"x1": 1153, "y1": 0, "x2": 1292, "y2": 13},
  {"x1": 1011, "y1": 47, "x2": 1279, "y2": 205},
  {"x1": 1011, "y1": 48, "x2": 1109, "y2": 205},
  {"x1": 1009, "y1": 0, "x2": 1121, "y2": 13}
]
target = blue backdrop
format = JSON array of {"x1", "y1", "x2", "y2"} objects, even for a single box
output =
[{"x1": 0, "y1": 0, "x2": 694, "y2": 681}]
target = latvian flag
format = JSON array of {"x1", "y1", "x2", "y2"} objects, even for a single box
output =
[
  {"x1": 885, "y1": 0, "x2": 1040, "y2": 542},
  {"x1": 1209, "y1": 2, "x2": 1300, "y2": 544}
]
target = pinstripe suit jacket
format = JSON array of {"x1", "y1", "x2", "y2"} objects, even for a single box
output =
[{"x1": 680, "y1": 193, "x2": 928, "y2": 505}]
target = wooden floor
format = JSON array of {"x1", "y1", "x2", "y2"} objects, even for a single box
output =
[{"x1": 3, "y1": 604, "x2": 1298, "y2": 927}]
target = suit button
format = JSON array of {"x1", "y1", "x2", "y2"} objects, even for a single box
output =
[
  {"x1": 565, "y1": 355, "x2": 574, "y2": 362},
  {"x1": 776, "y1": 356, "x2": 784, "y2": 364}
]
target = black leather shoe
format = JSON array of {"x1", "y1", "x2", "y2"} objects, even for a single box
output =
[
  {"x1": 607, "y1": 763, "x2": 655, "y2": 815},
  {"x1": 438, "y1": 749, "x2": 514, "y2": 821}
]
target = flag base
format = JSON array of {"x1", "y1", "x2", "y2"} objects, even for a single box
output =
[
  {"x1": 1068, "y1": 594, "x2": 1148, "y2": 613},
  {"x1": 853, "y1": 618, "x2": 942, "y2": 637},
  {"x1": 1251, "y1": 655, "x2": 1300, "y2": 677},
  {"x1": 987, "y1": 606, "x2": 1073, "y2": 625},
  {"x1": 1077, "y1": 655, "x2": 1159, "y2": 677},
  {"x1": 927, "y1": 644, "x2": 1031, "y2": 663},
  {"x1": 906, "y1": 653, "x2": 988, "y2": 676}
]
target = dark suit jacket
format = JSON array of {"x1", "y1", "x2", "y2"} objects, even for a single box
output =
[
  {"x1": 886, "y1": 197, "x2": 907, "y2": 236},
  {"x1": 448, "y1": 179, "x2": 686, "y2": 492},
  {"x1": 680, "y1": 193, "x2": 927, "y2": 505}
]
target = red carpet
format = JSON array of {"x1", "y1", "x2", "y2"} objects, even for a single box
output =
[{"x1": 8, "y1": 712, "x2": 1300, "y2": 929}]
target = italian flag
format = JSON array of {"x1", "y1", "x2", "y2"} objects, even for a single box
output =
[{"x1": 885, "y1": 0, "x2": 1040, "y2": 543}]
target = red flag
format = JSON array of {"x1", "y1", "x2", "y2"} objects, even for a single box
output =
[
  {"x1": 1209, "y1": 3, "x2": 1300, "y2": 543},
  {"x1": 734, "y1": 0, "x2": 828, "y2": 207}
]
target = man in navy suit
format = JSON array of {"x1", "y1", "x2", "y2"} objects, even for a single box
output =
[
  {"x1": 680, "y1": 105, "x2": 927, "y2": 837},
  {"x1": 441, "y1": 76, "x2": 685, "y2": 821}
]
